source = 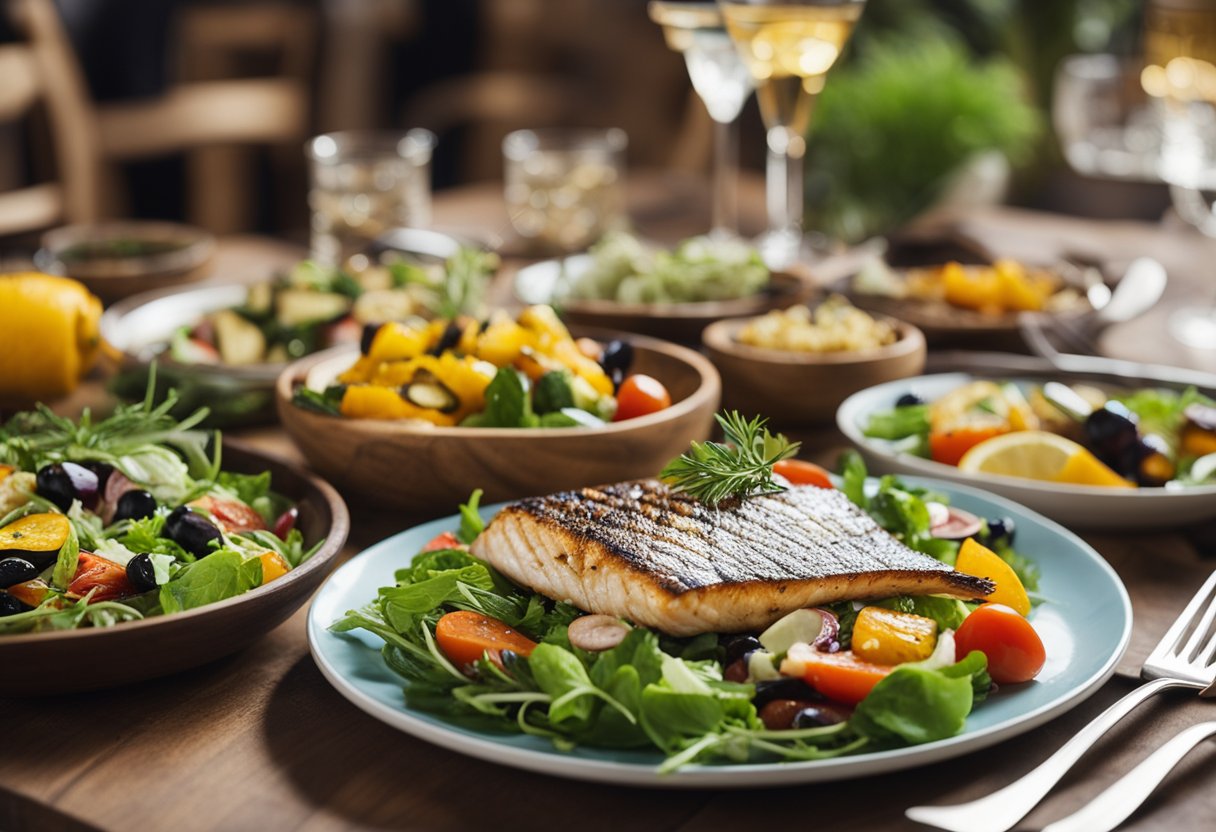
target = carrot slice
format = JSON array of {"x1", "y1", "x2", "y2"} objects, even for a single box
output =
[
  {"x1": 435, "y1": 610, "x2": 538, "y2": 667},
  {"x1": 773, "y1": 459, "x2": 835, "y2": 489},
  {"x1": 788, "y1": 647, "x2": 892, "y2": 705},
  {"x1": 929, "y1": 426, "x2": 1007, "y2": 467}
]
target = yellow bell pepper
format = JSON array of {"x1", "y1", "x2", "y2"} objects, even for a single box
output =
[
  {"x1": 340, "y1": 385, "x2": 458, "y2": 425},
  {"x1": 955, "y1": 537, "x2": 1031, "y2": 616},
  {"x1": 367, "y1": 320, "x2": 430, "y2": 362},
  {"x1": 0, "y1": 273, "x2": 102, "y2": 400},
  {"x1": 852, "y1": 606, "x2": 939, "y2": 665},
  {"x1": 258, "y1": 551, "x2": 290, "y2": 585}
]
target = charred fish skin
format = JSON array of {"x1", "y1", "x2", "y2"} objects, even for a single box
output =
[{"x1": 472, "y1": 480, "x2": 994, "y2": 636}]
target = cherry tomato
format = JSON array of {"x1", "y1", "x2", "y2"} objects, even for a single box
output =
[
  {"x1": 955, "y1": 603, "x2": 1046, "y2": 685},
  {"x1": 190, "y1": 496, "x2": 266, "y2": 534},
  {"x1": 423, "y1": 531, "x2": 464, "y2": 552},
  {"x1": 68, "y1": 553, "x2": 137, "y2": 602},
  {"x1": 612, "y1": 375, "x2": 672, "y2": 422},
  {"x1": 773, "y1": 459, "x2": 835, "y2": 489}
]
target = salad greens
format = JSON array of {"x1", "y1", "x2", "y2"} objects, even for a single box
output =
[
  {"x1": 0, "y1": 381, "x2": 322, "y2": 634},
  {"x1": 565, "y1": 233, "x2": 770, "y2": 305},
  {"x1": 332, "y1": 460, "x2": 1019, "y2": 772}
]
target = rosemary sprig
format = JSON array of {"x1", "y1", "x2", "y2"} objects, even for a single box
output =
[{"x1": 660, "y1": 411, "x2": 800, "y2": 505}]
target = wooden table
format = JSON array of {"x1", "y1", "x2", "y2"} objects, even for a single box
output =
[{"x1": 4, "y1": 178, "x2": 1216, "y2": 832}]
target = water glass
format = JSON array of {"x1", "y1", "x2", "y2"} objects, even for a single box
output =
[
  {"x1": 502, "y1": 128, "x2": 627, "y2": 253},
  {"x1": 307, "y1": 130, "x2": 436, "y2": 265}
]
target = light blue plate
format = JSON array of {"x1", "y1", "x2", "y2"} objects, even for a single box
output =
[{"x1": 307, "y1": 478, "x2": 1131, "y2": 787}]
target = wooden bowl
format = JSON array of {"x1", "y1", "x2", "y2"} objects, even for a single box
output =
[
  {"x1": 36, "y1": 221, "x2": 216, "y2": 304},
  {"x1": 702, "y1": 316, "x2": 927, "y2": 426},
  {"x1": 275, "y1": 334, "x2": 721, "y2": 512},
  {"x1": 514, "y1": 254, "x2": 813, "y2": 344},
  {"x1": 0, "y1": 442, "x2": 349, "y2": 696}
]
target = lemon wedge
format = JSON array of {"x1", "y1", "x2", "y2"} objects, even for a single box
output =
[{"x1": 957, "y1": 430, "x2": 1135, "y2": 488}]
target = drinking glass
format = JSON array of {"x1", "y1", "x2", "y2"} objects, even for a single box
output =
[
  {"x1": 307, "y1": 129, "x2": 436, "y2": 266},
  {"x1": 719, "y1": 0, "x2": 866, "y2": 268},
  {"x1": 502, "y1": 128, "x2": 628, "y2": 253},
  {"x1": 649, "y1": 2, "x2": 753, "y2": 239}
]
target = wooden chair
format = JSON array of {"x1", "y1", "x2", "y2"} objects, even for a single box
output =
[{"x1": 7, "y1": 0, "x2": 314, "y2": 234}]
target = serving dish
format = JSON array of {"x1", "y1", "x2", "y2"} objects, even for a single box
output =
[
  {"x1": 0, "y1": 441, "x2": 349, "y2": 696},
  {"x1": 276, "y1": 332, "x2": 721, "y2": 512},
  {"x1": 838, "y1": 372, "x2": 1216, "y2": 528},
  {"x1": 36, "y1": 221, "x2": 216, "y2": 303},
  {"x1": 514, "y1": 253, "x2": 812, "y2": 343},
  {"x1": 308, "y1": 477, "x2": 1130, "y2": 787},
  {"x1": 702, "y1": 314, "x2": 926, "y2": 426}
]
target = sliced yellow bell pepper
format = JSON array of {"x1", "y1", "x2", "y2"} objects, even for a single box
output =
[
  {"x1": 955, "y1": 537, "x2": 1031, "y2": 615},
  {"x1": 258, "y1": 551, "x2": 290, "y2": 585},
  {"x1": 0, "y1": 273, "x2": 102, "y2": 400},
  {"x1": 852, "y1": 606, "x2": 938, "y2": 665}
]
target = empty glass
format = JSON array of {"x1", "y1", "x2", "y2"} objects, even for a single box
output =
[
  {"x1": 502, "y1": 128, "x2": 627, "y2": 253},
  {"x1": 307, "y1": 130, "x2": 436, "y2": 265}
]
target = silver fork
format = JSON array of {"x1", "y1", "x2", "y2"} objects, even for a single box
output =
[{"x1": 906, "y1": 570, "x2": 1216, "y2": 832}]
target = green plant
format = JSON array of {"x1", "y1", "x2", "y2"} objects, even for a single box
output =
[{"x1": 805, "y1": 35, "x2": 1042, "y2": 243}]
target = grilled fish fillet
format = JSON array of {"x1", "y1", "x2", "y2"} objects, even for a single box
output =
[{"x1": 471, "y1": 480, "x2": 993, "y2": 636}]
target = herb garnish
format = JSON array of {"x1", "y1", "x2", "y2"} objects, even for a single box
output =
[{"x1": 659, "y1": 411, "x2": 799, "y2": 505}]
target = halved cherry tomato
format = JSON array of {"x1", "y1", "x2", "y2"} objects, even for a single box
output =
[
  {"x1": 423, "y1": 531, "x2": 464, "y2": 552},
  {"x1": 612, "y1": 375, "x2": 671, "y2": 422},
  {"x1": 191, "y1": 496, "x2": 266, "y2": 533},
  {"x1": 435, "y1": 610, "x2": 538, "y2": 668},
  {"x1": 68, "y1": 553, "x2": 136, "y2": 602},
  {"x1": 954, "y1": 603, "x2": 1046, "y2": 685},
  {"x1": 773, "y1": 459, "x2": 835, "y2": 489},
  {"x1": 929, "y1": 427, "x2": 1007, "y2": 467}
]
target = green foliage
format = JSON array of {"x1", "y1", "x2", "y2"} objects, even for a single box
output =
[{"x1": 806, "y1": 35, "x2": 1042, "y2": 243}]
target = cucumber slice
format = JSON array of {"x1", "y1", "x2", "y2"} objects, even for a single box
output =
[
  {"x1": 275, "y1": 290, "x2": 352, "y2": 327},
  {"x1": 213, "y1": 310, "x2": 267, "y2": 365}
]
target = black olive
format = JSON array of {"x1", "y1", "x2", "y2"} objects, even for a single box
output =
[
  {"x1": 792, "y1": 704, "x2": 849, "y2": 728},
  {"x1": 114, "y1": 490, "x2": 158, "y2": 523},
  {"x1": 753, "y1": 677, "x2": 821, "y2": 710},
  {"x1": 896, "y1": 392, "x2": 925, "y2": 407},
  {"x1": 359, "y1": 322, "x2": 381, "y2": 356},
  {"x1": 0, "y1": 592, "x2": 28, "y2": 617},
  {"x1": 428, "y1": 322, "x2": 464, "y2": 356},
  {"x1": 35, "y1": 464, "x2": 76, "y2": 511},
  {"x1": 723, "y1": 635, "x2": 763, "y2": 666},
  {"x1": 599, "y1": 340, "x2": 634, "y2": 391},
  {"x1": 78, "y1": 461, "x2": 115, "y2": 490},
  {"x1": 126, "y1": 553, "x2": 158, "y2": 593},
  {"x1": 165, "y1": 506, "x2": 223, "y2": 558},
  {"x1": 0, "y1": 557, "x2": 37, "y2": 589},
  {"x1": 1084, "y1": 403, "x2": 1140, "y2": 477},
  {"x1": 985, "y1": 516, "x2": 1016, "y2": 546}
]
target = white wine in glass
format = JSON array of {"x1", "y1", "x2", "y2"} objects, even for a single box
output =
[
  {"x1": 649, "y1": 2, "x2": 753, "y2": 239},
  {"x1": 720, "y1": 0, "x2": 865, "y2": 267}
]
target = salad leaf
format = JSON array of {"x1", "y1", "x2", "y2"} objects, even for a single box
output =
[
  {"x1": 237, "y1": 528, "x2": 318, "y2": 569},
  {"x1": 50, "y1": 521, "x2": 80, "y2": 590},
  {"x1": 292, "y1": 385, "x2": 346, "y2": 417},
  {"x1": 529, "y1": 643, "x2": 599, "y2": 727},
  {"x1": 850, "y1": 652, "x2": 987, "y2": 745},
  {"x1": 464, "y1": 369, "x2": 539, "y2": 428},
  {"x1": 120, "y1": 513, "x2": 192, "y2": 562},
  {"x1": 217, "y1": 471, "x2": 271, "y2": 507},
  {"x1": 877, "y1": 595, "x2": 970, "y2": 632},
  {"x1": 456, "y1": 489, "x2": 485, "y2": 545},
  {"x1": 1117, "y1": 386, "x2": 1213, "y2": 441},
  {"x1": 159, "y1": 549, "x2": 262, "y2": 614},
  {"x1": 863, "y1": 404, "x2": 930, "y2": 440},
  {"x1": 839, "y1": 449, "x2": 869, "y2": 509}
]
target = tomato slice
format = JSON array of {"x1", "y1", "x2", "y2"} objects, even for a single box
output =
[
  {"x1": 613, "y1": 375, "x2": 672, "y2": 422},
  {"x1": 422, "y1": 531, "x2": 464, "y2": 552},
  {"x1": 191, "y1": 496, "x2": 266, "y2": 533},
  {"x1": 773, "y1": 459, "x2": 835, "y2": 489},
  {"x1": 68, "y1": 553, "x2": 137, "y2": 602},
  {"x1": 955, "y1": 603, "x2": 1046, "y2": 684}
]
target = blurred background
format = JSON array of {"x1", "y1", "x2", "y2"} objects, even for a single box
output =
[{"x1": 0, "y1": 0, "x2": 1165, "y2": 254}]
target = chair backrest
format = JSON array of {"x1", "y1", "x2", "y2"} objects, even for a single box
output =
[{"x1": 0, "y1": 0, "x2": 102, "y2": 236}]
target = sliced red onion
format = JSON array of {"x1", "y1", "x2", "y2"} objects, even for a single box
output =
[
  {"x1": 811, "y1": 607, "x2": 839, "y2": 652},
  {"x1": 273, "y1": 506, "x2": 299, "y2": 539},
  {"x1": 930, "y1": 506, "x2": 983, "y2": 540},
  {"x1": 759, "y1": 607, "x2": 840, "y2": 656}
]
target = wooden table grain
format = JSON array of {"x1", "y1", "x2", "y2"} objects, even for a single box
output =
[{"x1": 4, "y1": 179, "x2": 1216, "y2": 832}]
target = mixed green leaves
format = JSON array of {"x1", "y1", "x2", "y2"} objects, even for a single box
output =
[{"x1": 660, "y1": 412, "x2": 800, "y2": 505}]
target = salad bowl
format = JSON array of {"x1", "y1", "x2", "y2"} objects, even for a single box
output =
[
  {"x1": 702, "y1": 314, "x2": 926, "y2": 426},
  {"x1": 275, "y1": 333, "x2": 721, "y2": 513},
  {"x1": 514, "y1": 254, "x2": 812, "y2": 343},
  {"x1": 0, "y1": 442, "x2": 349, "y2": 696},
  {"x1": 838, "y1": 372, "x2": 1216, "y2": 528}
]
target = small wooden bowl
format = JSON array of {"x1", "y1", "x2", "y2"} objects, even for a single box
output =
[
  {"x1": 702, "y1": 316, "x2": 927, "y2": 426},
  {"x1": 514, "y1": 255, "x2": 814, "y2": 344},
  {"x1": 36, "y1": 221, "x2": 216, "y2": 304},
  {"x1": 275, "y1": 334, "x2": 722, "y2": 512},
  {"x1": 0, "y1": 442, "x2": 350, "y2": 696}
]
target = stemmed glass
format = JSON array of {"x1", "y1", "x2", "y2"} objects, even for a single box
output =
[
  {"x1": 719, "y1": 0, "x2": 866, "y2": 268},
  {"x1": 648, "y1": 2, "x2": 753, "y2": 239}
]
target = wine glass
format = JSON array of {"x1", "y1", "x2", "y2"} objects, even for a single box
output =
[
  {"x1": 649, "y1": 2, "x2": 753, "y2": 239},
  {"x1": 719, "y1": 0, "x2": 866, "y2": 268}
]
